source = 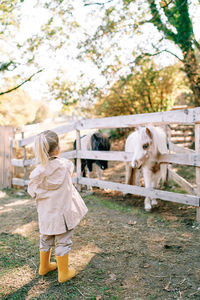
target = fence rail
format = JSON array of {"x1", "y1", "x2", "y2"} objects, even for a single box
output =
[
  {"x1": 11, "y1": 151, "x2": 200, "y2": 167},
  {"x1": 9, "y1": 107, "x2": 200, "y2": 221}
]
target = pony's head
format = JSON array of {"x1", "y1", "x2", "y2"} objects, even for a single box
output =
[
  {"x1": 91, "y1": 132, "x2": 111, "y2": 170},
  {"x1": 131, "y1": 127, "x2": 155, "y2": 169}
]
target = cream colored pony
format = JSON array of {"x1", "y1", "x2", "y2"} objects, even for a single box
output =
[{"x1": 125, "y1": 126, "x2": 168, "y2": 212}]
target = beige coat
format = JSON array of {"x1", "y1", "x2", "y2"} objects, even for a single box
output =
[{"x1": 28, "y1": 157, "x2": 88, "y2": 235}]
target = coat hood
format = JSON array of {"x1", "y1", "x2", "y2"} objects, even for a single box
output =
[{"x1": 29, "y1": 158, "x2": 74, "y2": 192}]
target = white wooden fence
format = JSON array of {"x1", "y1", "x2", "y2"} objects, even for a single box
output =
[
  {"x1": 0, "y1": 126, "x2": 14, "y2": 188},
  {"x1": 11, "y1": 107, "x2": 200, "y2": 221}
]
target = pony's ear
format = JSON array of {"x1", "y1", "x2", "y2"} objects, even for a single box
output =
[
  {"x1": 92, "y1": 133, "x2": 98, "y2": 140},
  {"x1": 146, "y1": 127, "x2": 153, "y2": 139}
]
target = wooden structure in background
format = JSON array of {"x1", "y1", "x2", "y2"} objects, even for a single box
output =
[
  {"x1": 170, "y1": 124, "x2": 194, "y2": 148},
  {"x1": 0, "y1": 126, "x2": 14, "y2": 188},
  {"x1": 8, "y1": 107, "x2": 200, "y2": 221}
]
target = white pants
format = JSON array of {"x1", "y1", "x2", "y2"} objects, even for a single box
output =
[{"x1": 40, "y1": 229, "x2": 74, "y2": 256}]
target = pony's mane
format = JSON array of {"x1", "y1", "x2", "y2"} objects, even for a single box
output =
[
  {"x1": 146, "y1": 126, "x2": 168, "y2": 183},
  {"x1": 146, "y1": 126, "x2": 168, "y2": 155}
]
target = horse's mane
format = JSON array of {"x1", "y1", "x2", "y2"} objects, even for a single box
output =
[
  {"x1": 148, "y1": 126, "x2": 168, "y2": 155},
  {"x1": 146, "y1": 126, "x2": 168, "y2": 183}
]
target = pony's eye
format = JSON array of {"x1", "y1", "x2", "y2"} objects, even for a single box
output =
[{"x1": 143, "y1": 143, "x2": 149, "y2": 150}]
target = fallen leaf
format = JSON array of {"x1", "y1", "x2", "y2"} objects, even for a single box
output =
[
  {"x1": 109, "y1": 273, "x2": 116, "y2": 280},
  {"x1": 181, "y1": 233, "x2": 193, "y2": 238},
  {"x1": 143, "y1": 264, "x2": 150, "y2": 268},
  {"x1": 164, "y1": 281, "x2": 171, "y2": 291},
  {"x1": 128, "y1": 220, "x2": 137, "y2": 226}
]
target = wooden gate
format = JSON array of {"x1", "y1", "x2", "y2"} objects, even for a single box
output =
[{"x1": 0, "y1": 126, "x2": 14, "y2": 188}]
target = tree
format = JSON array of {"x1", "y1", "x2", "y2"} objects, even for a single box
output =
[
  {"x1": 94, "y1": 60, "x2": 187, "y2": 117},
  {"x1": 79, "y1": 0, "x2": 200, "y2": 106},
  {"x1": 0, "y1": 0, "x2": 45, "y2": 95},
  {"x1": 0, "y1": 88, "x2": 37, "y2": 126},
  {"x1": 33, "y1": 103, "x2": 50, "y2": 123},
  {"x1": 147, "y1": 0, "x2": 200, "y2": 106}
]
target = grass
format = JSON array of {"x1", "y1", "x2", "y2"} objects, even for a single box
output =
[
  {"x1": 176, "y1": 165, "x2": 196, "y2": 182},
  {"x1": 84, "y1": 193, "x2": 135, "y2": 213},
  {"x1": 0, "y1": 193, "x2": 126, "y2": 300},
  {"x1": 163, "y1": 179, "x2": 188, "y2": 194},
  {"x1": 1, "y1": 178, "x2": 199, "y2": 300},
  {"x1": 0, "y1": 233, "x2": 37, "y2": 271},
  {"x1": 85, "y1": 194, "x2": 133, "y2": 213}
]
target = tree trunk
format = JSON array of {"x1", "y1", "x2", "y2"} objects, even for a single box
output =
[{"x1": 183, "y1": 50, "x2": 200, "y2": 107}]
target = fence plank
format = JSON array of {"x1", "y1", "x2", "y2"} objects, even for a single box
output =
[
  {"x1": 168, "y1": 142, "x2": 195, "y2": 154},
  {"x1": 158, "y1": 153, "x2": 200, "y2": 166},
  {"x1": 11, "y1": 151, "x2": 76, "y2": 167},
  {"x1": 77, "y1": 107, "x2": 200, "y2": 130},
  {"x1": 60, "y1": 150, "x2": 77, "y2": 159},
  {"x1": 11, "y1": 159, "x2": 25, "y2": 167},
  {"x1": 11, "y1": 150, "x2": 200, "y2": 167},
  {"x1": 79, "y1": 177, "x2": 200, "y2": 207},
  {"x1": 12, "y1": 178, "x2": 29, "y2": 186},
  {"x1": 75, "y1": 151, "x2": 200, "y2": 167},
  {"x1": 77, "y1": 150, "x2": 132, "y2": 162},
  {"x1": 12, "y1": 174, "x2": 199, "y2": 207},
  {"x1": 12, "y1": 176, "x2": 77, "y2": 187},
  {"x1": 18, "y1": 108, "x2": 200, "y2": 147},
  {"x1": 19, "y1": 122, "x2": 77, "y2": 147}
]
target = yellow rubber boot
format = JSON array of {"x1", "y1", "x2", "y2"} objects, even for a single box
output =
[
  {"x1": 56, "y1": 253, "x2": 76, "y2": 283},
  {"x1": 39, "y1": 250, "x2": 57, "y2": 276}
]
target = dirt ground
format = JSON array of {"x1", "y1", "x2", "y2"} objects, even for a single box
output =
[{"x1": 0, "y1": 138, "x2": 200, "y2": 300}]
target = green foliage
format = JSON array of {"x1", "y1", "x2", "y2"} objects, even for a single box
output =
[
  {"x1": 47, "y1": 75, "x2": 78, "y2": 107},
  {"x1": 148, "y1": 0, "x2": 194, "y2": 53},
  {"x1": 1, "y1": 0, "x2": 199, "y2": 111},
  {"x1": 78, "y1": 0, "x2": 200, "y2": 106},
  {"x1": 94, "y1": 60, "x2": 182, "y2": 117},
  {"x1": 0, "y1": 0, "x2": 20, "y2": 28}
]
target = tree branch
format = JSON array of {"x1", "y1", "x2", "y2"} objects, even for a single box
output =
[
  {"x1": 193, "y1": 39, "x2": 200, "y2": 51},
  {"x1": 0, "y1": 69, "x2": 43, "y2": 96},
  {"x1": 83, "y1": 0, "x2": 113, "y2": 6},
  {"x1": 132, "y1": 49, "x2": 183, "y2": 67},
  {"x1": 145, "y1": 49, "x2": 183, "y2": 62},
  {"x1": 147, "y1": 0, "x2": 177, "y2": 42}
]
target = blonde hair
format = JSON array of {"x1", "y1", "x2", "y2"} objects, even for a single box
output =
[{"x1": 34, "y1": 130, "x2": 59, "y2": 165}]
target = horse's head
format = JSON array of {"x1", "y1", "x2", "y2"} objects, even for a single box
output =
[
  {"x1": 91, "y1": 132, "x2": 111, "y2": 170},
  {"x1": 131, "y1": 127, "x2": 154, "y2": 169}
]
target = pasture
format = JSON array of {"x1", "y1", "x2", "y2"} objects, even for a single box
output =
[{"x1": 0, "y1": 158, "x2": 200, "y2": 299}]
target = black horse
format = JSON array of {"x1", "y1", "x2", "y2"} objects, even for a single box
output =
[{"x1": 73, "y1": 132, "x2": 111, "y2": 178}]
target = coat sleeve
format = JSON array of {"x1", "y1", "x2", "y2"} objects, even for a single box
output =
[
  {"x1": 27, "y1": 179, "x2": 37, "y2": 198},
  {"x1": 64, "y1": 159, "x2": 74, "y2": 175}
]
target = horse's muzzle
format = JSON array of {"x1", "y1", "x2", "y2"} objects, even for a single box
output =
[{"x1": 131, "y1": 160, "x2": 142, "y2": 169}]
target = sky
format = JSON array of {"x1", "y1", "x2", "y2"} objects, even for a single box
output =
[
  {"x1": 14, "y1": 0, "x2": 105, "y2": 111},
  {"x1": 3, "y1": 0, "x2": 200, "y2": 112}
]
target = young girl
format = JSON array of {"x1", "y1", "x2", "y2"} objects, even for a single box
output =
[{"x1": 28, "y1": 130, "x2": 88, "y2": 283}]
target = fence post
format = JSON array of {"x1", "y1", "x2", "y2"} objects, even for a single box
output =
[
  {"x1": 0, "y1": 126, "x2": 14, "y2": 188},
  {"x1": 165, "y1": 124, "x2": 171, "y2": 185},
  {"x1": 76, "y1": 129, "x2": 82, "y2": 191},
  {"x1": 195, "y1": 123, "x2": 200, "y2": 222},
  {"x1": 21, "y1": 131, "x2": 28, "y2": 191}
]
